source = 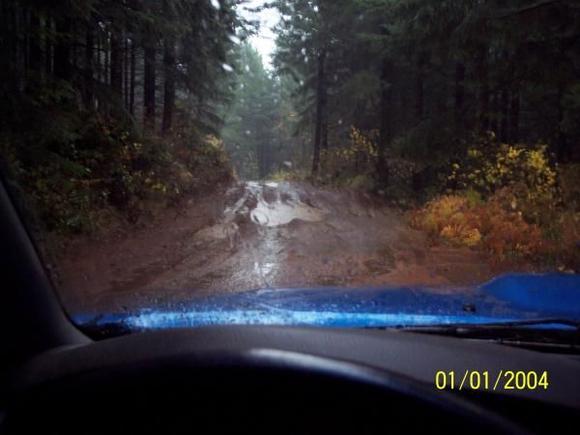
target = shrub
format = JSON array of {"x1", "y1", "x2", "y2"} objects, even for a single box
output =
[
  {"x1": 559, "y1": 163, "x2": 580, "y2": 211},
  {"x1": 1, "y1": 118, "x2": 234, "y2": 234},
  {"x1": 269, "y1": 168, "x2": 310, "y2": 182},
  {"x1": 410, "y1": 193, "x2": 545, "y2": 261},
  {"x1": 478, "y1": 197, "x2": 544, "y2": 260},
  {"x1": 319, "y1": 126, "x2": 378, "y2": 186},
  {"x1": 411, "y1": 137, "x2": 578, "y2": 270},
  {"x1": 448, "y1": 136, "x2": 559, "y2": 225},
  {"x1": 318, "y1": 127, "x2": 423, "y2": 200},
  {"x1": 555, "y1": 211, "x2": 580, "y2": 269}
]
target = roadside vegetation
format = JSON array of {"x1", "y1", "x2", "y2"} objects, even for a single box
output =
[
  {"x1": 1, "y1": 121, "x2": 233, "y2": 234},
  {"x1": 273, "y1": 128, "x2": 579, "y2": 270},
  {"x1": 255, "y1": 0, "x2": 580, "y2": 271},
  {"x1": 411, "y1": 138, "x2": 580, "y2": 270},
  {"x1": 0, "y1": 0, "x2": 239, "y2": 236}
]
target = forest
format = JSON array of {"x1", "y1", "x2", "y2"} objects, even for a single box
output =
[
  {"x1": 1, "y1": 0, "x2": 241, "y2": 232},
  {"x1": 1, "y1": 0, "x2": 579, "y2": 270}
]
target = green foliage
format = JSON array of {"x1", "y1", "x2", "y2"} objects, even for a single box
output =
[
  {"x1": 448, "y1": 135, "x2": 559, "y2": 225},
  {"x1": 222, "y1": 44, "x2": 280, "y2": 179},
  {"x1": 271, "y1": 0, "x2": 580, "y2": 184},
  {"x1": 317, "y1": 127, "x2": 377, "y2": 187},
  {"x1": 390, "y1": 120, "x2": 458, "y2": 165},
  {"x1": 0, "y1": 0, "x2": 240, "y2": 235},
  {"x1": 2, "y1": 117, "x2": 233, "y2": 234}
]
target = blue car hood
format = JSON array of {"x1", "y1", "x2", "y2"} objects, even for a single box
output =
[{"x1": 75, "y1": 274, "x2": 580, "y2": 332}]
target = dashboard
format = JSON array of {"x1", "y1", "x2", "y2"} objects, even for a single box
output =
[{"x1": 3, "y1": 326, "x2": 580, "y2": 434}]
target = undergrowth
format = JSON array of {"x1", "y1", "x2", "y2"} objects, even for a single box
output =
[
  {"x1": 1, "y1": 116, "x2": 234, "y2": 235},
  {"x1": 411, "y1": 136, "x2": 579, "y2": 271}
]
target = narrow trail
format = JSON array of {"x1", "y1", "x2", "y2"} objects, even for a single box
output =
[{"x1": 58, "y1": 181, "x2": 512, "y2": 314}]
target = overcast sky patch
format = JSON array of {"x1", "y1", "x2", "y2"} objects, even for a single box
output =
[{"x1": 238, "y1": 0, "x2": 280, "y2": 67}]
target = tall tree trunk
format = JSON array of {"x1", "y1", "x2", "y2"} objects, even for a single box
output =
[
  {"x1": 556, "y1": 85, "x2": 570, "y2": 162},
  {"x1": 96, "y1": 34, "x2": 102, "y2": 83},
  {"x1": 124, "y1": 35, "x2": 130, "y2": 109},
  {"x1": 490, "y1": 92, "x2": 499, "y2": 134},
  {"x1": 23, "y1": 8, "x2": 42, "y2": 95},
  {"x1": 28, "y1": 10, "x2": 42, "y2": 75},
  {"x1": 321, "y1": 119, "x2": 328, "y2": 151},
  {"x1": 22, "y1": 7, "x2": 29, "y2": 73},
  {"x1": 377, "y1": 56, "x2": 393, "y2": 187},
  {"x1": 110, "y1": 31, "x2": 123, "y2": 97},
  {"x1": 104, "y1": 34, "x2": 109, "y2": 85},
  {"x1": 129, "y1": 40, "x2": 136, "y2": 116},
  {"x1": 162, "y1": 38, "x2": 176, "y2": 135},
  {"x1": 83, "y1": 22, "x2": 94, "y2": 109},
  {"x1": 53, "y1": 16, "x2": 72, "y2": 81},
  {"x1": 71, "y1": 21, "x2": 78, "y2": 72},
  {"x1": 477, "y1": 48, "x2": 490, "y2": 133},
  {"x1": 415, "y1": 54, "x2": 425, "y2": 122},
  {"x1": 143, "y1": 40, "x2": 156, "y2": 132},
  {"x1": 44, "y1": 16, "x2": 53, "y2": 75},
  {"x1": 500, "y1": 89, "x2": 509, "y2": 142},
  {"x1": 258, "y1": 142, "x2": 267, "y2": 178},
  {"x1": 454, "y1": 62, "x2": 465, "y2": 130},
  {"x1": 3, "y1": 0, "x2": 17, "y2": 66},
  {"x1": 510, "y1": 86, "x2": 520, "y2": 142},
  {"x1": 320, "y1": 54, "x2": 328, "y2": 152},
  {"x1": 161, "y1": 0, "x2": 176, "y2": 135},
  {"x1": 1, "y1": 0, "x2": 20, "y2": 98},
  {"x1": 312, "y1": 49, "x2": 327, "y2": 175}
]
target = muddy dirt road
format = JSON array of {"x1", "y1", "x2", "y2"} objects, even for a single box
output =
[{"x1": 58, "y1": 181, "x2": 510, "y2": 313}]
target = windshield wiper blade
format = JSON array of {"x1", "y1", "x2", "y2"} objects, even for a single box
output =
[
  {"x1": 395, "y1": 318, "x2": 580, "y2": 353},
  {"x1": 400, "y1": 318, "x2": 580, "y2": 332}
]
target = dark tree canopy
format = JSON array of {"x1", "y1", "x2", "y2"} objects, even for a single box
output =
[
  {"x1": 1, "y1": 0, "x2": 579, "y2": 235},
  {"x1": 270, "y1": 0, "x2": 580, "y2": 178}
]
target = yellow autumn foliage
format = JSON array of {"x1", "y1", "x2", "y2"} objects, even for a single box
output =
[
  {"x1": 450, "y1": 142, "x2": 557, "y2": 203},
  {"x1": 319, "y1": 127, "x2": 378, "y2": 184}
]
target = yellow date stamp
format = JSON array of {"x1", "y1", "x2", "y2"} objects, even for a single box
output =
[{"x1": 435, "y1": 370, "x2": 549, "y2": 391}]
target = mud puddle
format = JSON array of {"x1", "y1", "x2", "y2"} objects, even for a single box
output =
[{"x1": 57, "y1": 181, "x2": 525, "y2": 313}]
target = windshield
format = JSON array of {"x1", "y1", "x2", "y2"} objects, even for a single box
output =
[{"x1": 1, "y1": 0, "x2": 579, "y2": 335}]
